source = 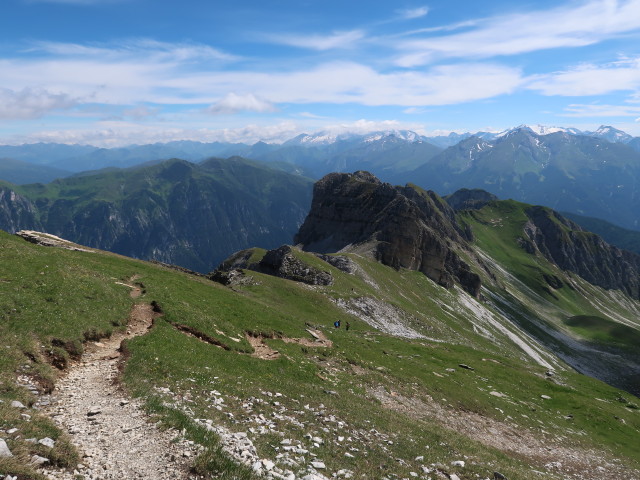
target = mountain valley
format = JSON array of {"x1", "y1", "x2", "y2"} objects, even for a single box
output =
[{"x1": 1, "y1": 169, "x2": 639, "y2": 480}]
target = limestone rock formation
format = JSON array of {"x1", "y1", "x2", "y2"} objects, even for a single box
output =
[
  {"x1": 522, "y1": 206, "x2": 640, "y2": 299},
  {"x1": 445, "y1": 188, "x2": 498, "y2": 211},
  {"x1": 212, "y1": 245, "x2": 333, "y2": 286},
  {"x1": 294, "y1": 171, "x2": 482, "y2": 296}
]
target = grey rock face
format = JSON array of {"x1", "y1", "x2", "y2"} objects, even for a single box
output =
[
  {"x1": 523, "y1": 206, "x2": 640, "y2": 299},
  {"x1": 445, "y1": 188, "x2": 498, "y2": 211},
  {"x1": 295, "y1": 171, "x2": 482, "y2": 296},
  {"x1": 213, "y1": 245, "x2": 333, "y2": 286},
  {"x1": 258, "y1": 246, "x2": 333, "y2": 286}
]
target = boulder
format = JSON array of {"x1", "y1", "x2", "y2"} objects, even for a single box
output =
[{"x1": 0, "y1": 439, "x2": 13, "y2": 458}]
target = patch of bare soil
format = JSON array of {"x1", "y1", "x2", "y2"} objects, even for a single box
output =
[
  {"x1": 171, "y1": 323, "x2": 230, "y2": 350},
  {"x1": 40, "y1": 292, "x2": 201, "y2": 479},
  {"x1": 368, "y1": 385, "x2": 637, "y2": 480},
  {"x1": 245, "y1": 333, "x2": 281, "y2": 360}
]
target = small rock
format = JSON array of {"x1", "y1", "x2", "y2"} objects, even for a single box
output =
[
  {"x1": 415, "y1": 455, "x2": 424, "y2": 462},
  {"x1": 10, "y1": 400, "x2": 26, "y2": 409},
  {"x1": 540, "y1": 395, "x2": 551, "y2": 400},
  {"x1": 449, "y1": 474, "x2": 461, "y2": 480},
  {"x1": 458, "y1": 364, "x2": 474, "y2": 371},
  {"x1": 311, "y1": 460, "x2": 326, "y2": 469},
  {"x1": 31, "y1": 454, "x2": 50, "y2": 465},
  {"x1": 7, "y1": 428, "x2": 18, "y2": 435},
  {"x1": 451, "y1": 460, "x2": 465, "y2": 467},
  {"x1": 87, "y1": 406, "x2": 102, "y2": 416},
  {"x1": 262, "y1": 459, "x2": 275, "y2": 471},
  {"x1": 0, "y1": 439, "x2": 13, "y2": 457},
  {"x1": 490, "y1": 391, "x2": 506, "y2": 398},
  {"x1": 38, "y1": 437, "x2": 55, "y2": 448}
]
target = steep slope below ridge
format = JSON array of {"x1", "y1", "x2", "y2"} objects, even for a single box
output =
[
  {"x1": 455, "y1": 199, "x2": 640, "y2": 396},
  {"x1": 443, "y1": 189, "x2": 640, "y2": 301},
  {"x1": 294, "y1": 171, "x2": 482, "y2": 296},
  {"x1": 522, "y1": 206, "x2": 640, "y2": 299},
  {"x1": 561, "y1": 211, "x2": 640, "y2": 255},
  {"x1": 0, "y1": 157, "x2": 313, "y2": 272}
]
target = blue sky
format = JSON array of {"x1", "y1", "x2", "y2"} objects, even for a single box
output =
[{"x1": 1, "y1": 0, "x2": 640, "y2": 146}]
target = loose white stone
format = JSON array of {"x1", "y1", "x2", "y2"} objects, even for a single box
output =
[
  {"x1": 10, "y1": 401, "x2": 26, "y2": 409},
  {"x1": 38, "y1": 437, "x2": 55, "y2": 448},
  {"x1": 451, "y1": 460, "x2": 465, "y2": 467},
  {"x1": 31, "y1": 454, "x2": 50, "y2": 465},
  {"x1": 0, "y1": 439, "x2": 13, "y2": 457},
  {"x1": 311, "y1": 460, "x2": 326, "y2": 469}
]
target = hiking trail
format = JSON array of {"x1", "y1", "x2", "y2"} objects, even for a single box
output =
[{"x1": 39, "y1": 280, "x2": 200, "y2": 480}]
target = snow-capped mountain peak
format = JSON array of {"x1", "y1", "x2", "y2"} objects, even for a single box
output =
[{"x1": 589, "y1": 125, "x2": 633, "y2": 144}]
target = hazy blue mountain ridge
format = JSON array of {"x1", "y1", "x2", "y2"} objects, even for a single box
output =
[{"x1": 0, "y1": 157, "x2": 313, "y2": 272}]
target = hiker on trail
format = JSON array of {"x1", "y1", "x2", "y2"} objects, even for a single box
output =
[
  {"x1": 346, "y1": 321, "x2": 350, "y2": 331},
  {"x1": 334, "y1": 320, "x2": 341, "y2": 328}
]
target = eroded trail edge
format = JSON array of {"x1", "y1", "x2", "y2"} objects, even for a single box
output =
[{"x1": 40, "y1": 295, "x2": 199, "y2": 480}]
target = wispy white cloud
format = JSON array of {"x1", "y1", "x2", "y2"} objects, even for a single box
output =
[
  {"x1": 30, "y1": 39, "x2": 238, "y2": 63},
  {"x1": 403, "y1": 107, "x2": 428, "y2": 114},
  {"x1": 394, "y1": 0, "x2": 640, "y2": 66},
  {"x1": 263, "y1": 30, "x2": 365, "y2": 51},
  {"x1": 561, "y1": 103, "x2": 640, "y2": 117},
  {"x1": 0, "y1": 87, "x2": 80, "y2": 119},
  {"x1": 397, "y1": 6, "x2": 429, "y2": 20},
  {"x1": 205, "y1": 93, "x2": 277, "y2": 115},
  {"x1": 526, "y1": 57, "x2": 640, "y2": 96},
  {"x1": 1, "y1": 38, "x2": 525, "y2": 109},
  {"x1": 3, "y1": 121, "x2": 302, "y2": 147}
]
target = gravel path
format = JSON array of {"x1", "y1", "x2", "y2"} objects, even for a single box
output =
[{"x1": 40, "y1": 285, "x2": 200, "y2": 480}]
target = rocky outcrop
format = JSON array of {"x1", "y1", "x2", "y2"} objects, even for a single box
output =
[
  {"x1": 313, "y1": 254, "x2": 357, "y2": 274},
  {"x1": 523, "y1": 206, "x2": 640, "y2": 299},
  {"x1": 16, "y1": 230, "x2": 93, "y2": 252},
  {"x1": 258, "y1": 246, "x2": 333, "y2": 285},
  {"x1": 294, "y1": 171, "x2": 482, "y2": 296},
  {"x1": 0, "y1": 187, "x2": 38, "y2": 233},
  {"x1": 445, "y1": 188, "x2": 498, "y2": 211},
  {"x1": 213, "y1": 245, "x2": 333, "y2": 286}
]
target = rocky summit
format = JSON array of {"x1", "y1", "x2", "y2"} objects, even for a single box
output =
[{"x1": 295, "y1": 171, "x2": 482, "y2": 296}]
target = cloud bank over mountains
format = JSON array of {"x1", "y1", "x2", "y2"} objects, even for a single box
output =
[{"x1": 1, "y1": 0, "x2": 640, "y2": 145}]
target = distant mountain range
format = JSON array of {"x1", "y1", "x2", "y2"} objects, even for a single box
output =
[
  {"x1": 408, "y1": 128, "x2": 640, "y2": 231},
  {"x1": 0, "y1": 157, "x2": 313, "y2": 272},
  {"x1": 1, "y1": 124, "x2": 640, "y2": 233}
]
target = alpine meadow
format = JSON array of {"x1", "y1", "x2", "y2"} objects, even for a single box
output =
[{"x1": 1, "y1": 1, "x2": 640, "y2": 480}]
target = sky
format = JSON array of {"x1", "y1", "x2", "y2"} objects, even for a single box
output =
[{"x1": 1, "y1": 0, "x2": 640, "y2": 146}]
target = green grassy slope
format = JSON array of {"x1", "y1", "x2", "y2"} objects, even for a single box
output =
[{"x1": 1, "y1": 230, "x2": 639, "y2": 479}]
